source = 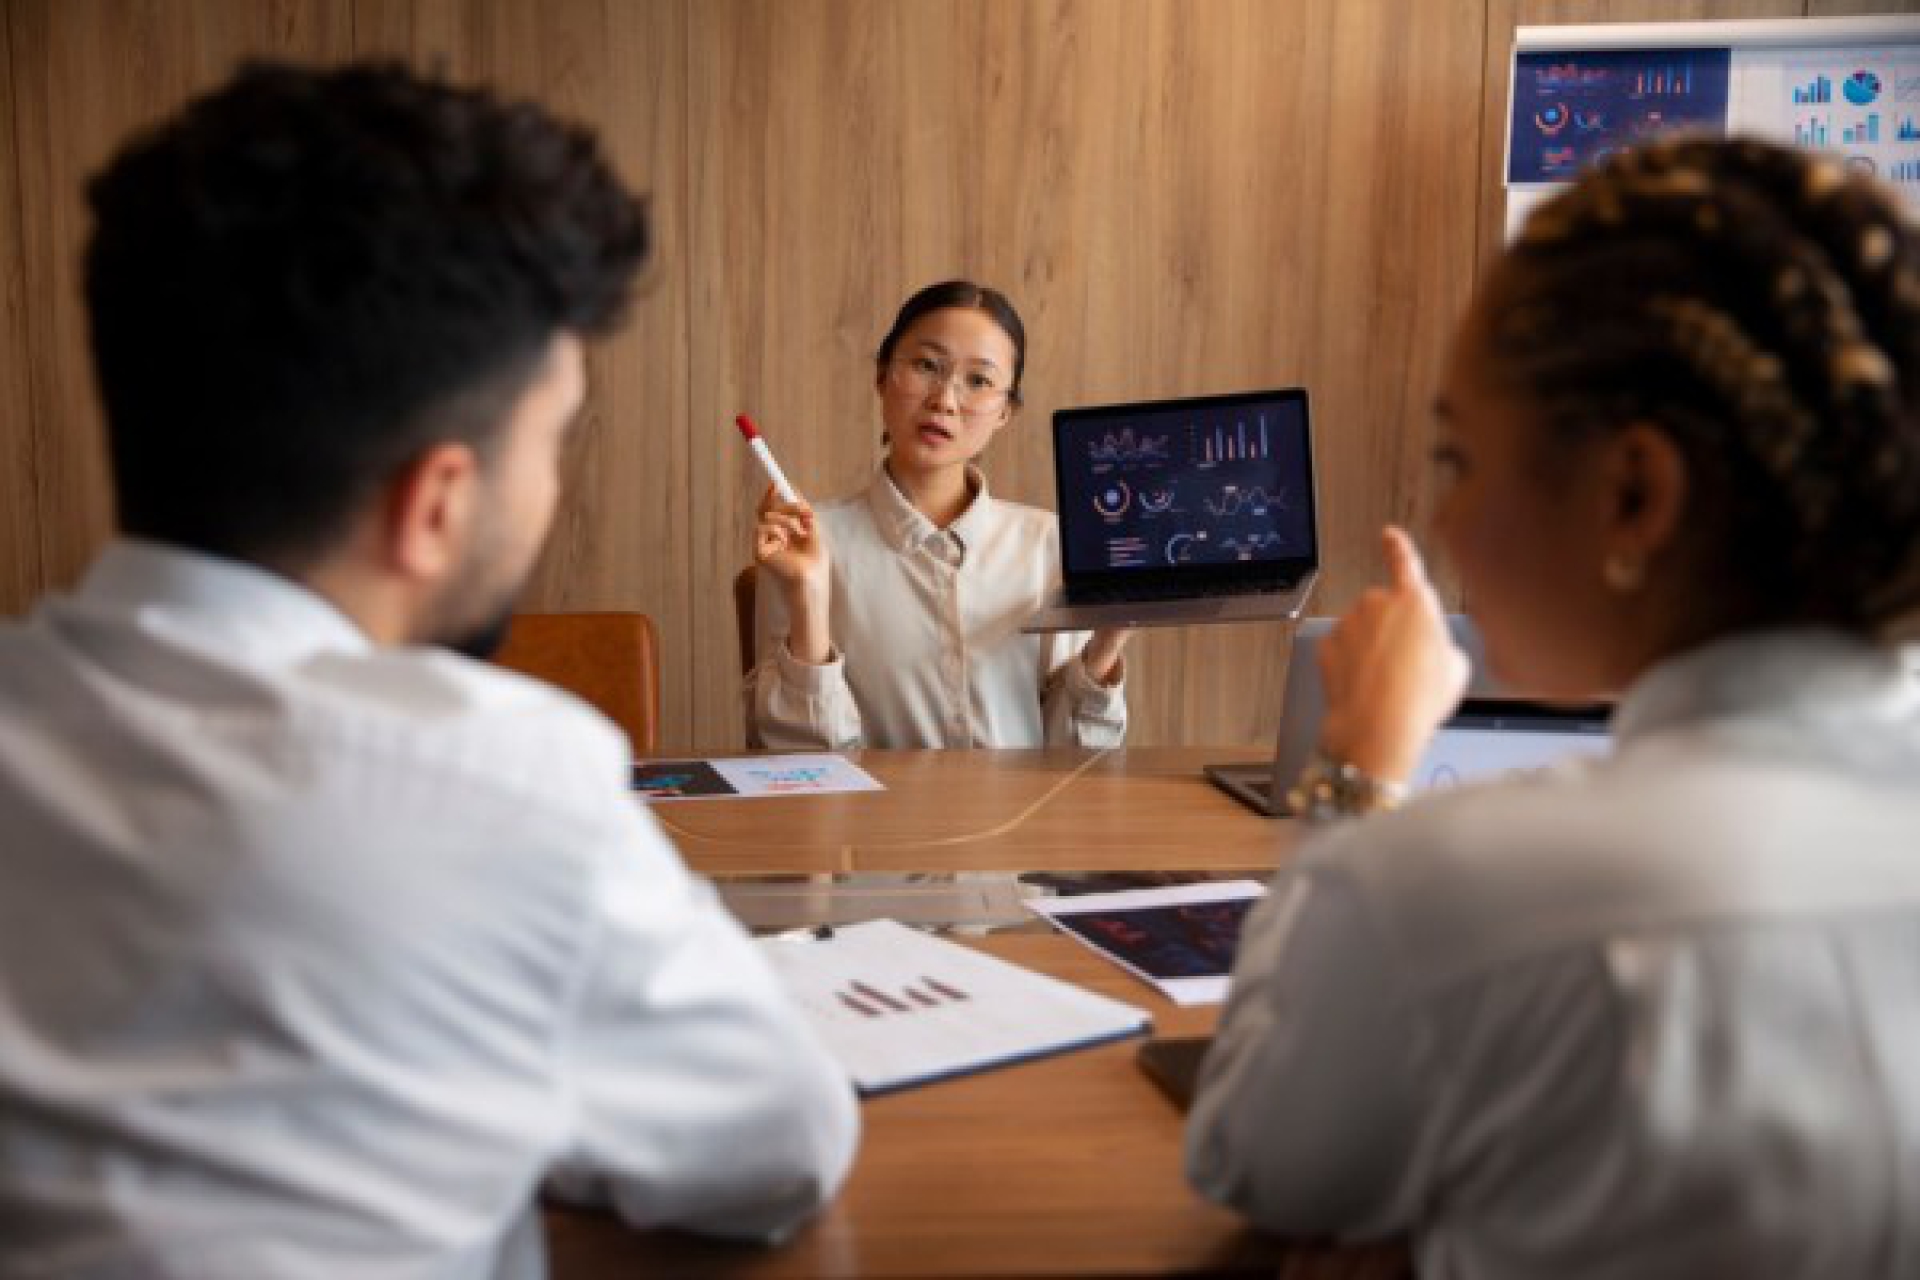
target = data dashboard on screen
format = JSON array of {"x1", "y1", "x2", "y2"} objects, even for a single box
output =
[{"x1": 1505, "y1": 15, "x2": 1920, "y2": 237}]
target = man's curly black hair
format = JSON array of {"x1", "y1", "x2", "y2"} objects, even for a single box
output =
[{"x1": 84, "y1": 60, "x2": 650, "y2": 568}]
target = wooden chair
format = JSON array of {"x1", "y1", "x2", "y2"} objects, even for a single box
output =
[
  {"x1": 493, "y1": 612, "x2": 660, "y2": 752},
  {"x1": 733, "y1": 565, "x2": 759, "y2": 677}
]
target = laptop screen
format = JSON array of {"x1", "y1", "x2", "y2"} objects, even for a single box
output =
[
  {"x1": 1414, "y1": 699, "x2": 1611, "y2": 791},
  {"x1": 1053, "y1": 388, "x2": 1316, "y2": 582}
]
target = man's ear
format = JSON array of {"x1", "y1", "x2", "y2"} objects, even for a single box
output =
[
  {"x1": 1602, "y1": 422, "x2": 1689, "y2": 563},
  {"x1": 382, "y1": 441, "x2": 482, "y2": 583}
]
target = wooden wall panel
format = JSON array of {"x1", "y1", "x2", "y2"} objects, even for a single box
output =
[
  {"x1": 0, "y1": 6, "x2": 40, "y2": 615},
  {"x1": 687, "y1": 0, "x2": 1488, "y2": 748},
  {"x1": 352, "y1": 0, "x2": 695, "y2": 748},
  {"x1": 11, "y1": 0, "x2": 1906, "y2": 745},
  {"x1": 4, "y1": 0, "x2": 352, "y2": 602},
  {"x1": 1805, "y1": 1, "x2": 1920, "y2": 13}
]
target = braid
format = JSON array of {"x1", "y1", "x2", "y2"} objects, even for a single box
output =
[{"x1": 1490, "y1": 136, "x2": 1920, "y2": 628}]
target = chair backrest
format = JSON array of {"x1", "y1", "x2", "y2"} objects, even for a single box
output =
[
  {"x1": 733, "y1": 565, "x2": 758, "y2": 677},
  {"x1": 493, "y1": 612, "x2": 660, "y2": 752}
]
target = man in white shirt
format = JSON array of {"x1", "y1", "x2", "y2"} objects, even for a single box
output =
[{"x1": 0, "y1": 61, "x2": 857, "y2": 1279}]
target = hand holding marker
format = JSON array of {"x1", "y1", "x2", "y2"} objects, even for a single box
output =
[
  {"x1": 735, "y1": 414, "x2": 801, "y2": 504},
  {"x1": 740, "y1": 413, "x2": 822, "y2": 601}
]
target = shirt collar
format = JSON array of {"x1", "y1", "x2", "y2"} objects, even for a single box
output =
[
  {"x1": 1613, "y1": 626, "x2": 1918, "y2": 743},
  {"x1": 68, "y1": 538, "x2": 374, "y2": 662},
  {"x1": 864, "y1": 464, "x2": 994, "y2": 556}
]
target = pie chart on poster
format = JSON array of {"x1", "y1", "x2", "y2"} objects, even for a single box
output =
[{"x1": 1843, "y1": 70, "x2": 1882, "y2": 107}]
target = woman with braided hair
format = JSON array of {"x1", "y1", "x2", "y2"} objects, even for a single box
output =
[{"x1": 1189, "y1": 137, "x2": 1920, "y2": 1278}]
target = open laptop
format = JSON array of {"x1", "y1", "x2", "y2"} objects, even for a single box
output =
[
  {"x1": 1023, "y1": 388, "x2": 1318, "y2": 632},
  {"x1": 1207, "y1": 617, "x2": 1611, "y2": 816}
]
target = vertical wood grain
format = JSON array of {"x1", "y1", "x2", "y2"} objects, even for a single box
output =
[
  {"x1": 0, "y1": 5, "x2": 40, "y2": 615},
  {"x1": 19, "y1": 2, "x2": 1899, "y2": 745},
  {"x1": 687, "y1": 0, "x2": 1488, "y2": 747},
  {"x1": 1804, "y1": 1, "x2": 1920, "y2": 14},
  {"x1": 353, "y1": 0, "x2": 695, "y2": 747},
  {"x1": 5, "y1": 0, "x2": 352, "y2": 602}
]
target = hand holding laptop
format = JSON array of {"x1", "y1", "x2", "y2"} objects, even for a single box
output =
[
  {"x1": 1317, "y1": 527, "x2": 1472, "y2": 783},
  {"x1": 1081, "y1": 626, "x2": 1132, "y2": 685}
]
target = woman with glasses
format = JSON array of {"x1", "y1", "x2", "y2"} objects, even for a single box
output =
[
  {"x1": 749, "y1": 280, "x2": 1130, "y2": 749},
  {"x1": 1187, "y1": 138, "x2": 1920, "y2": 1278}
]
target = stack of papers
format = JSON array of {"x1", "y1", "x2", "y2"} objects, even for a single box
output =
[
  {"x1": 1026, "y1": 881, "x2": 1267, "y2": 1006},
  {"x1": 757, "y1": 919, "x2": 1150, "y2": 1095}
]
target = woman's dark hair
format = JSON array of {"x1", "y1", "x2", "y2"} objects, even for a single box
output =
[
  {"x1": 874, "y1": 279, "x2": 1027, "y2": 406},
  {"x1": 1487, "y1": 136, "x2": 1920, "y2": 629},
  {"x1": 84, "y1": 60, "x2": 650, "y2": 568}
]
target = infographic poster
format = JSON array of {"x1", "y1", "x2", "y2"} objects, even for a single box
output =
[
  {"x1": 1767, "y1": 49, "x2": 1920, "y2": 190},
  {"x1": 1507, "y1": 34, "x2": 1920, "y2": 225},
  {"x1": 1510, "y1": 48, "x2": 1733, "y2": 183}
]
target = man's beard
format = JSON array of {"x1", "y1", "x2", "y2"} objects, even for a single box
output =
[
  {"x1": 444, "y1": 608, "x2": 515, "y2": 660},
  {"x1": 423, "y1": 519, "x2": 528, "y2": 660}
]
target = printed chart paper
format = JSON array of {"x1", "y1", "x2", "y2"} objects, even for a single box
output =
[
  {"x1": 757, "y1": 919, "x2": 1150, "y2": 1095},
  {"x1": 632, "y1": 753, "x2": 884, "y2": 801}
]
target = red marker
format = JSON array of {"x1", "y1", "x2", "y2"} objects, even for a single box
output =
[{"x1": 735, "y1": 414, "x2": 801, "y2": 504}]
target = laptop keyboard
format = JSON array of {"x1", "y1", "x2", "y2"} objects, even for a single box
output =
[{"x1": 1071, "y1": 577, "x2": 1295, "y2": 605}]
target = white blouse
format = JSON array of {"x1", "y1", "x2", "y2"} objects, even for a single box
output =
[
  {"x1": 748, "y1": 466, "x2": 1126, "y2": 750},
  {"x1": 1188, "y1": 627, "x2": 1920, "y2": 1280}
]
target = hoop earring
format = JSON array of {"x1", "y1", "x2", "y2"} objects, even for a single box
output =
[{"x1": 1603, "y1": 552, "x2": 1645, "y2": 593}]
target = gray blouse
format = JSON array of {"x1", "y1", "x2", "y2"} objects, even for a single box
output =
[{"x1": 1190, "y1": 627, "x2": 1920, "y2": 1280}]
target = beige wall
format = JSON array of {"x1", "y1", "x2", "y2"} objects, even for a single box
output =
[{"x1": 0, "y1": 0, "x2": 1902, "y2": 747}]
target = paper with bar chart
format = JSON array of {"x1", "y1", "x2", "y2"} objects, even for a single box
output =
[{"x1": 756, "y1": 919, "x2": 1150, "y2": 1095}]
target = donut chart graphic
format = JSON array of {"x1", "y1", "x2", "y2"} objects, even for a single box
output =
[
  {"x1": 1843, "y1": 70, "x2": 1882, "y2": 107},
  {"x1": 1092, "y1": 480, "x2": 1132, "y2": 518},
  {"x1": 1139, "y1": 488, "x2": 1177, "y2": 514},
  {"x1": 1535, "y1": 102, "x2": 1569, "y2": 135}
]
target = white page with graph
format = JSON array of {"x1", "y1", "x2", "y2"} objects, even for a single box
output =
[{"x1": 756, "y1": 919, "x2": 1151, "y2": 1096}]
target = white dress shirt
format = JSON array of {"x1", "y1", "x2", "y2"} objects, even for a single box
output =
[
  {"x1": 0, "y1": 541, "x2": 859, "y2": 1280},
  {"x1": 748, "y1": 466, "x2": 1126, "y2": 749},
  {"x1": 1189, "y1": 628, "x2": 1920, "y2": 1280}
]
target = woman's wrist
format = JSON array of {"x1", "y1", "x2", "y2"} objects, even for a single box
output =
[
  {"x1": 1081, "y1": 631, "x2": 1129, "y2": 685},
  {"x1": 1316, "y1": 715, "x2": 1426, "y2": 785},
  {"x1": 783, "y1": 575, "x2": 833, "y2": 665}
]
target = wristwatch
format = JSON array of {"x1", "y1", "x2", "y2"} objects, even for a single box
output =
[{"x1": 1286, "y1": 750, "x2": 1409, "y2": 821}]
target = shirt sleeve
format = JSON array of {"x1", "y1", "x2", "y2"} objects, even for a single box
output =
[
  {"x1": 1039, "y1": 632, "x2": 1127, "y2": 747},
  {"x1": 546, "y1": 799, "x2": 860, "y2": 1242},
  {"x1": 1185, "y1": 854, "x2": 1429, "y2": 1239},
  {"x1": 746, "y1": 566, "x2": 864, "y2": 751}
]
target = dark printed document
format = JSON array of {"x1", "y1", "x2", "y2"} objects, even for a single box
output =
[{"x1": 1027, "y1": 881, "x2": 1267, "y2": 1005}]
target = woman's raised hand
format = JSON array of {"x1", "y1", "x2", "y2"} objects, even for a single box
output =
[
  {"x1": 1315, "y1": 526, "x2": 1471, "y2": 783},
  {"x1": 753, "y1": 484, "x2": 829, "y2": 590}
]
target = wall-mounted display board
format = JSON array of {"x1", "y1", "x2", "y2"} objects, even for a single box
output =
[{"x1": 1506, "y1": 15, "x2": 1920, "y2": 236}]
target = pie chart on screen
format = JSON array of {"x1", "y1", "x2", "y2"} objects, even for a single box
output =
[{"x1": 1843, "y1": 70, "x2": 1882, "y2": 106}]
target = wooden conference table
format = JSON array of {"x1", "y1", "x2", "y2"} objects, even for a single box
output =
[
  {"x1": 541, "y1": 747, "x2": 1408, "y2": 1276},
  {"x1": 546, "y1": 933, "x2": 1412, "y2": 1280},
  {"x1": 649, "y1": 746, "x2": 1302, "y2": 878}
]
